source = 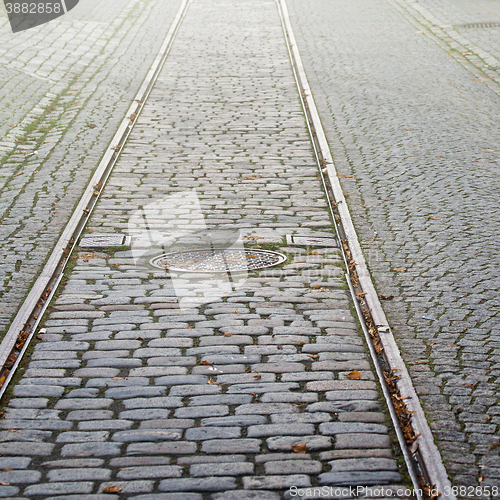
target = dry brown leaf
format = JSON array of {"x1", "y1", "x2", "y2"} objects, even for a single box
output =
[
  {"x1": 308, "y1": 251, "x2": 320, "y2": 255},
  {"x1": 379, "y1": 295, "x2": 394, "y2": 300},
  {"x1": 2, "y1": 468, "x2": 13, "y2": 471},
  {"x1": 102, "y1": 485, "x2": 122, "y2": 493},
  {"x1": 245, "y1": 367, "x2": 251, "y2": 373},
  {"x1": 407, "y1": 410, "x2": 417, "y2": 414},
  {"x1": 489, "y1": 442, "x2": 500, "y2": 450},
  {"x1": 7, "y1": 429, "x2": 18, "y2": 433},
  {"x1": 208, "y1": 378, "x2": 218, "y2": 385},
  {"x1": 254, "y1": 374, "x2": 262, "y2": 380},
  {"x1": 235, "y1": 310, "x2": 240, "y2": 314},
  {"x1": 119, "y1": 468, "x2": 132, "y2": 471},
  {"x1": 111, "y1": 377, "x2": 124, "y2": 380},
  {"x1": 0, "y1": 482, "x2": 9, "y2": 486},
  {"x1": 188, "y1": 325, "x2": 194, "y2": 329},
  {"x1": 223, "y1": 334, "x2": 233, "y2": 337},
  {"x1": 307, "y1": 354, "x2": 319, "y2": 359},
  {"x1": 415, "y1": 360, "x2": 428, "y2": 364},
  {"x1": 135, "y1": 337, "x2": 145, "y2": 341},
  {"x1": 293, "y1": 341, "x2": 308, "y2": 345},
  {"x1": 346, "y1": 370, "x2": 362, "y2": 380},
  {"x1": 479, "y1": 476, "x2": 483, "y2": 483},
  {"x1": 337, "y1": 174, "x2": 354, "y2": 178},
  {"x1": 292, "y1": 442, "x2": 307, "y2": 454},
  {"x1": 201, "y1": 361, "x2": 214, "y2": 366},
  {"x1": 393, "y1": 268, "x2": 407, "y2": 272},
  {"x1": 424, "y1": 216, "x2": 442, "y2": 220}
]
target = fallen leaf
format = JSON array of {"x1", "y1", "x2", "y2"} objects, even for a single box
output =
[
  {"x1": 337, "y1": 174, "x2": 354, "y2": 178},
  {"x1": 415, "y1": 360, "x2": 428, "y2": 364},
  {"x1": 135, "y1": 337, "x2": 145, "y2": 341},
  {"x1": 293, "y1": 341, "x2": 308, "y2": 345},
  {"x1": 111, "y1": 377, "x2": 124, "y2": 380},
  {"x1": 188, "y1": 325, "x2": 194, "y2": 329},
  {"x1": 102, "y1": 485, "x2": 122, "y2": 493},
  {"x1": 2, "y1": 468, "x2": 13, "y2": 471},
  {"x1": 307, "y1": 354, "x2": 319, "y2": 359},
  {"x1": 489, "y1": 442, "x2": 500, "y2": 450},
  {"x1": 223, "y1": 334, "x2": 233, "y2": 337},
  {"x1": 235, "y1": 310, "x2": 240, "y2": 314},
  {"x1": 346, "y1": 370, "x2": 362, "y2": 380},
  {"x1": 7, "y1": 429, "x2": 18, "y2": 433},
  {"x1": 292, "y1": 442, "x2": 307, "y2": 454},
  {"x1": 379, "y1": 295, "x2": 394, "y2": 300},
  {"x1": 0, "y1": 482, "x2": 9, "y2": 486},
  {"x1": 479, "y1": 476, "x2": 483, "y2": 483},
  {"x1": 424, "y1": 216, "x2": 442, "y2": 220},
  {"x1": 245, "y1": 367, "x2": 251, "y2": 373},
  {"x1": 201, "y1": 361, "x2": 214, "y2": 366},
  {"x1": 119, "y1": 468, "x2": 132, "y2": 471},
  {"x1": 308, "y1": 251, "x2": 320, "y2": 255},
  {"x1": 407, "y1": 410, "x2": 417, "y2": 414},
  {"x1": 254, "y1": 374, "x2": 261, "y2": 379},
  {"x1": 208, "y1": 378, "x2": 218, "y2": 385},
  {"x1": 393, "y1": 268, "x2": 407, "y2": 272}
]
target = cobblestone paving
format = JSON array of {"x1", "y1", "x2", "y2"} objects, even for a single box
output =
[
  {"x1": 0, "y1": 0, "x2": 182, "y2": 337},
  {"x1": 0, "y1": 0, "x2": 408, "y2": 497},
  {"x1": 287, "y1": 0, "x2": 500, "y2": 490}
]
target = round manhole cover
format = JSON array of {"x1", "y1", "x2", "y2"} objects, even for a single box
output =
[{"x1": 150, "y1": 248, "x2": 287, "y2": 272}]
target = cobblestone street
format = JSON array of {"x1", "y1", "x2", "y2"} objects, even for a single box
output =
[
  {"x1": 0, "y1": 0, "x2": 407, "y2": 498},
  {"x1": 287, "y1": 0, "x2": 500, "y2": 489},
  {"x1": 0, "y1": 0, "x2": 499, "y2": 497},
  {"x1": 0, "y1": 0, "x2": 182, "y2": 336}
]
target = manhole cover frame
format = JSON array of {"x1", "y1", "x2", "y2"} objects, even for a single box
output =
[{"x1": 149, "y1": 247, "x2": 287, "y2": 273}]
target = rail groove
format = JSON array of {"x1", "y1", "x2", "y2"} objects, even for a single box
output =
[{"x1": 277, "y1": 0, "x2": 455, "y2": 498}]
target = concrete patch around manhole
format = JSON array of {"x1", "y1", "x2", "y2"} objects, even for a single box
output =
[
  {"x1": 149, "y1": 248, "x2": 287, "y2": 273},
  {"x1": 79, "y1": 233, "x2": 131, "y2": 248},
  {"x1": 286, "y1": 235, "x2": 338, "y2": 247}
]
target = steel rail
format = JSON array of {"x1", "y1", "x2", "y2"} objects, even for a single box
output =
[
  {"x1": 0, "y1": 0, "x2": 192, "y2": 397},
  {"x1": 276, "y1": 0, "x2": 455, "y2": 497}
]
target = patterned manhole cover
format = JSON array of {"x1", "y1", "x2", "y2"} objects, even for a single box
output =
[{"x1": 150, "y1": 248, "x2": 287, "y2": 272}]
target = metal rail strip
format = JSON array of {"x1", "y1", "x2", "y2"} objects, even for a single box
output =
[
  {"x1": 276, "y1": 0, "x2": 455, "y2": 497},
  {"x1": 0, "y1": 0, "x2": 192, "y2": 397}
]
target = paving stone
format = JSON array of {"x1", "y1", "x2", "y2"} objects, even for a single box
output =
[
  {"x1": 242, "y1": 475, "x2": 311, "y2": 490},
  {"x1": 117, "y1": 465, "x2": 182, "y2": 479},
  {"x1": 266, "y1": 435, "x2": 332, "y2": 451},
  {"x1": 159, "y1": 477, "x2": 237, "y2": 492},
  {"x1": 0, "y1": 442, "x2": 54, "y2": 456},
  {"x1": 60, "y1": 442, "x2": 122, "y2": 457},
  {"x1": 264, "y1": 460, "x2": 322, "y2": 475},
  {"x1": 24, "y1": 482, "x2": 94, "y2": 496},
  {"x1": 190, "y1": 462, "x2": 254, "y2": 477},
  {"x1": 127, "y1": 442, "x2": 197, "y2": 455},
  {"x1": 112, "y1": 430, "x2": 182, "y2": 442},
  {"x1": 201, "y1": 439, "x2": 262, "y2": 454},
  {"x1": 334, "y1": 434, "x2": 391, "y2": 449},
  {"x1": 318, "y1": 471, "x2": 401, "y2": 486},
  {"x1": 47, "y1": 468, "x2": 111, "y2": 481}
]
